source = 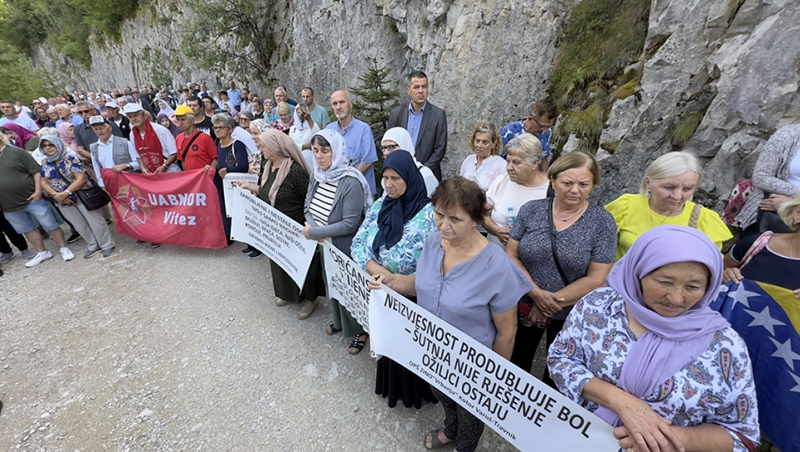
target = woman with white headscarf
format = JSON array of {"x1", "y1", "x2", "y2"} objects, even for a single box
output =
[
  {"x1": 303, "y1": 128, "x2": 372, "y2": 354},
  {"x1": 233, "y1": 130, "x2": 324, "y2": 318},
  {"x1": 289, "y1": 103, "x2": 320, "y2": 151},
  {"x1": 381, "y1": 127, "x2": 438, "y2": 196}
]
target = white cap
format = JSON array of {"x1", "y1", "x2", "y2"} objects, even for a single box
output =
[
  {"x1": 123, "y1": 103, "x2": 144, "y2": 114},
  {"x1": 105, "y1": 100, "x2": 119, "y2": 109},
  {"x1": 89, "y1": 116, "x2": 108, "y2": 126}
]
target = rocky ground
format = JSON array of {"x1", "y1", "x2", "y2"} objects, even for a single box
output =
[{"x1": 0, "y1": 228, "x2": 545, "y2": 451}]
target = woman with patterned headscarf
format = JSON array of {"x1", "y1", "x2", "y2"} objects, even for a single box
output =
[{"x1": 303, "y1": 128, "x2": 372, "y2": 354}]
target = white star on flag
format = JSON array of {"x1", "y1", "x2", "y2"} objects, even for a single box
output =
[
  {"x1": 727, "y1": 285, "x2": 760, "y2": 310},
  {"x1": 790, "y1": 372, "x2": 800, "y2": 394},
  {"x1": 744, "y1": 306, "x2": 786, "y2": 336},
  {"x1": 770, "y1": 337, "x2": 800, "y2": 370}
]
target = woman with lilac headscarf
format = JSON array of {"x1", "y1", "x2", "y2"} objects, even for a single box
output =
[{"x1": 547, "y1": 225, "x2": 759, "y2": 452}]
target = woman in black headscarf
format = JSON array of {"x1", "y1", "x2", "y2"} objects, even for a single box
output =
[{"x1": 351, "y1": 150, "x2": 438, "y2": 404}]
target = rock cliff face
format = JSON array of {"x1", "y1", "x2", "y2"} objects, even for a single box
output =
[{"x1": 33, "y1": 0, "x2": 800, "y2": 209}]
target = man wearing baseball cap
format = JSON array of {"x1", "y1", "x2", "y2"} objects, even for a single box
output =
[
  {"x1": 74, "y1": 101, "x2": 125, "y2": 161},
  {"x1": 173, "y1": 105, "x2": 217, "y2": 172},
  {"x1": 105, "y1": 101, "x2": 131, "y2": 139},
  {"x1": 88, "y1": 115, "x2": 144, "y2": 189},
  {"x1": 125, "y1": 103, "x2": 179, "y2": 175}
]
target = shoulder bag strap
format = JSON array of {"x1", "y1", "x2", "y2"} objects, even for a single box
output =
[
  {"x1": 548, "y1": 197, "x2": 571, "y2": 287},
  {"x1": 739, "y1": 231, "x2": 774, "y2": 270},
  {"x1": 52, "y1": 158, "x2": 96, "y2": 188},
  {"x1": 181, "y1": 131, "x2": 203, "y2": 162},
  {"x1": 688, "y1": 203, "x2": 702, "y2": 228}
]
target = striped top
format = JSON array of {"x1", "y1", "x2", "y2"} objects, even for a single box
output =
[{"x1": 309, "y1": 180, "x2": 339, "y2": 226}]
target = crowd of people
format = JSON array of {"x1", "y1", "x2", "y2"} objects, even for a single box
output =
[{"x1": 2, "y1": 69, "x2": 799, "y2": 452}]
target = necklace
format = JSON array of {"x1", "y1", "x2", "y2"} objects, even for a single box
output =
[{"x1": 553, "y1": 202, "x2": 584, "y2": 222}]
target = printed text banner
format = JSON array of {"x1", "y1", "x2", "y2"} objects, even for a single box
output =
[
  {"x1": 222, "y1": 173, "x2": 258, "y2": 217},
  {"x1": 102, "y1": 168, "x2": 227, "y2": 249},
  {"x1": 229, "y1": 187, "x2": 316, "y2": 288},
  {"x1": 322, "y1": 242, "x2": 371, "y2": 334},
  {"x1": 369, "y1": 287, "x2": 618, "y2": 452}
]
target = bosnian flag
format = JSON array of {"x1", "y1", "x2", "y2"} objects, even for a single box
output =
[{"x1": 711, "y1": 279, "x2": 800, "y2": 452}]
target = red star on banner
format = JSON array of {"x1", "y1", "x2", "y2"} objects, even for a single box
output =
[{"x1": 116, "y1": 184, "x2": 150, "y2": 225}]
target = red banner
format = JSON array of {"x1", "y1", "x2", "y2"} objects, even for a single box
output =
[{"x1": 101, "y1": 169, "x2": 228, "y2": 249}]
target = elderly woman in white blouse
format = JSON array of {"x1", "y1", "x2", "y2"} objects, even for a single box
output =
[
  {"x1": 483, "y1": 133, "x2": 549, "y2": 248},
  {"x1": 459, "y1": 122, "x2": 506, "y2": 192}
]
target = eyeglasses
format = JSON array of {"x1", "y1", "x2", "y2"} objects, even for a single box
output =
[
  {"x1": 41, "y1": 143, "x2": 56, "y2": 148},
  {"x1": 381, "y1": 144, "x2": 400, "y2": 153},
  {"x1": 527, "y1": 115, "x2": 553, "y2": 132},
  {"x1": 77, "y1": 110, "x2": 91, "y2": 115}
]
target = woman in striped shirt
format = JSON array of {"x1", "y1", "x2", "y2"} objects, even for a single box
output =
[{"x1": 303, "y1": 129, "x2": 373, "y2": 354}]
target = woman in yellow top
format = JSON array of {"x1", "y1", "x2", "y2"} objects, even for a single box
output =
[{"x1": 605, "y1": 151, "x2": 732, "y2": 259}]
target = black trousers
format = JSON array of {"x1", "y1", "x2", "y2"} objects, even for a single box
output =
[
  {"x1": 0, "y1": 210, "x2": 28, "y2": 254},
  {"x1": 510, "y1": 319, "x2": 566, "y2": 388}
]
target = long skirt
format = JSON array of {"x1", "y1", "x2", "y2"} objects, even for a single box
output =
[{"x1": 271, "y1": 248, "x2": 325, "y2": 303}]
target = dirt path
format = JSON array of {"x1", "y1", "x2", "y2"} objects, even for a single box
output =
[{"x1": 0, "y1": 231, "x2": 526, "y2": 451}]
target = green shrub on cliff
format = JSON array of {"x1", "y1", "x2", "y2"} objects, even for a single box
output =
[
  {"x1": 549, "y1": 0, "x2": 650, "y2": 155},
  {"x1": 0, "y1": 40, "x2": 53, "y2": 100}
]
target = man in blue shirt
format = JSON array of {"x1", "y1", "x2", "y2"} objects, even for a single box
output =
[
  {"x1": 227, "y1": 81, "x2": 243, "y2": 110},
  {"x1": 326, "y1": 90, "x2": 378, "y2": 196},
  {"x1": 500, "y1": 99, "x2": 558, "y2": 171}
]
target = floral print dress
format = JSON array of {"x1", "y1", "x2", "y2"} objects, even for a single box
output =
[{"x1": 547, "y1": 288, "x2": 760, "y2": 452}]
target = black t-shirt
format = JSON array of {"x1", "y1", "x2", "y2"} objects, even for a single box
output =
[
  {"x1": 195, "y1": 115, "x2": 217, "y2": 141},
  {"x1": 731, "y1": 232, "x2": 800, "y2": 289}
]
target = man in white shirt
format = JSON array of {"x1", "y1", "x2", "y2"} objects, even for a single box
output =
[
  {"x1": 88, "y1": 116, "x2": 144, "y2": 188},
  {"x1": 0, "y1": 100, "x2": 40, "y2": 131}
]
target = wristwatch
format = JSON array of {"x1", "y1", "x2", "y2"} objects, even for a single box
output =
[
  {"x1": 126, "y1": 163, "x2": 133, "y2": 170},
  {"x1": 65, "y1": 189, "x2": 73, "y2": 195}
]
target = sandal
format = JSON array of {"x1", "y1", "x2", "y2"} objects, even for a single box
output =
[
  {"x1": 326, "y1": 324, "x2": 342, "y2": 335},
  {"x1": 423, "y1": 429, "x2": 452, "y2": 450},
  {"x1": 348, "y1": 333, "x2": 369, "y2": 355}
]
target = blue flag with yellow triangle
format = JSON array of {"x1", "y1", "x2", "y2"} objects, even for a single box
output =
[{"x1": 711, "y1": 279, "x2": 800, "y2": 452}]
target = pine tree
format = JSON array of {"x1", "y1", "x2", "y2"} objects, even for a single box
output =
[{"x1": 351, "y1": 59, "x2": 400, "y2": 148}]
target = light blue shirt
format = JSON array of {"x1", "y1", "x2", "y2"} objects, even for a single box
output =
[
  {"x1": 407, "y1": 102, "x2": 426, "y2": 145},
  {"x1": 326, "y1": 118, "x2": 378, "y2": 196},
  {"x1": 56, "y1": 114, "x2": 83, "y2": 128},
  {"x1": 227, "y1": 88, "x2": 243, "y2": 107},
  {"x1": 500, "y1": 119, "x2": 551, "y2": 159},
  {"x1": 91, "y1": 135, "x2": 141, "y2": 187},
  {"x1": 310, "y1": 104, "x2": 329, "y2": 129}
]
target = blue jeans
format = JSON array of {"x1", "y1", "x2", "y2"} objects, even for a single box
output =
[{"x1": 3, "y1": 199, "x2": 60, "y2": 234}]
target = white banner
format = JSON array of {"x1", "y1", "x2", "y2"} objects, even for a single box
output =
[
  {"x1": 223, "y1": 173, "x2": 258, "y2": 217},
  {"x1": 229, "y1": 187, "x2": 317, "y2": 288},
  {"x1": 369, "y1": 287, "x2": 619, "y2": 452},
  {"x1": 322, "y1": 242, "x2": 371, "y2": 334}
]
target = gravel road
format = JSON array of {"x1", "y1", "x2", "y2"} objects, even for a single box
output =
[{"x1": 0, "y1": 229, "x2": 541, "y2": 451}]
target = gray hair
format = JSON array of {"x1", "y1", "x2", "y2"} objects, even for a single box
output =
[
  {"x1": 55, "y1": 103, "x2": 70, "y2": 111},
  {"x1": 38, "y1": 127, "x2": 59, "y2": 137},
  {"x1": 75, "y1": 100, "x2": 94, "y2": 110},
  {"x1": 239, "y1": 111, "x2": 254, "y2": 121},
  {"x1": 505, "y1": 133, "x2": 544, "y2": 166},
  {"x1": 640, "y1": 151, "x2": 704, "y2": 196},
  {"x1": 211, "y1": 112, "x2": 236, "y2": 129},
  {"x1": 778, "y1": 193, "x2": 800, "y2": 230}
]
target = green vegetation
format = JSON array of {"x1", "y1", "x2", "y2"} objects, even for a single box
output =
[
  {"x1": 0, "y1": 40, "x2": 53, "y2": 100},
  {"x1": 549, "y1": 0, "x2": 650, "y2": 155},
  {"x1": 183, "y1": 0, "x2": 277, "y2": 86},
  {"x1": 666, "y1": 111, "x2": 704, "y2": 149},
  {"x1": 0, "y1": 0, "x2": 139, "y2": 67},
  {"x1": 350, "y1": 60, "x2": 400, "y2": 197}
]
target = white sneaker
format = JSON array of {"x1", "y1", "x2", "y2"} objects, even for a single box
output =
[
  {"x1": 25, "y1": 251, "x2": 53, "y2": 268},
  {"x1": 60, "y1": 247, "x2": 75, "y2": 262}
]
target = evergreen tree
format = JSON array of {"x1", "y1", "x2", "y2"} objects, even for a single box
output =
[{"x1": 351, "y1": 59, "x2": 400, "y2": 149}]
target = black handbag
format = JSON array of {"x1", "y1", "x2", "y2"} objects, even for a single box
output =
[
  {"x1": 756, "y1": 194, "x2": 794, "y2": 233},
  {"x1": 53, "y1": 162, "x2": 111, "y2": 211}
]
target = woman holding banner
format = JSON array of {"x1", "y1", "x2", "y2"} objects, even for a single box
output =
[
  {"x1": 548, "y1": 226, "x2": 759, "y2": 452},
  {"x1": 303, "y1": 129, "x2": 372, "y2": 354},
  {"x1": 212, "y1": 113, "x2": 250, "y2": 243},
  {"x1": 232, "y1": 130, "x2": 324, "y2": 318},
  {"x1": 369, "y1": 177, "x2": 532, "y2": 452},
  {"x1": 351, "y1": 151, "x2": 437, "y2": 408}
]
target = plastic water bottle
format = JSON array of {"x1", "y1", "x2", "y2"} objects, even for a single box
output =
[{"x1": 505, "y1": 207, "x2": 516, "y2": 227}]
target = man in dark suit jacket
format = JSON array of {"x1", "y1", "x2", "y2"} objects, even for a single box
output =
[{"x1": 387, "y1": 71, "x2": 448, "y2": 180}]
